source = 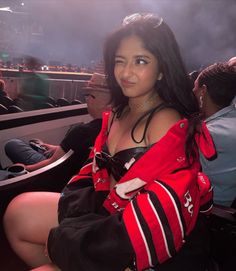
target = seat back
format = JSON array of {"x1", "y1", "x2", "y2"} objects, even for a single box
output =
[
  {"x1": 71, "y1": 99, "x2": 82, "y2": 105},
  {"x1": 0, "y1": 96, "x2": 15, "y2": 108},
  {"x1": 0, "y1": 103, "x2": 8, "y2": 114},
  {"x1": 7, "y1": 105, "x2": 24, "y2": 113},
  {"x1": 57, "y1": 97, "x2": 70, "y2": 106},
  {"x1": 207, "y1": 204, "x2": 236, "y2": 270}
]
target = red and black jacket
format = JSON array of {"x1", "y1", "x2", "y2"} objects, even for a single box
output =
[{"x1": 48, "y1": 111, "x2": 215, "y2": 271}]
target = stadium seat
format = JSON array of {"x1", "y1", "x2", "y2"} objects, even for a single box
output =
[
  {"x1": 71, "y1": 99, "x2": 82, "y2": 105},
  {"x1": 57, "y1": 97, "x2": 70, "y2": 106},
  {"x1": 0, "y1": 96, "x2": 15, "y2": 108},
  {"x1": 7, "y1": 105, "x2": 24, "y2": 113},
  {"x1": 0, "y1": 103, "x2": 8, "y2": 114},
  {"x1": 206, "y1": 203, "x2": 236, "y2": 270}
]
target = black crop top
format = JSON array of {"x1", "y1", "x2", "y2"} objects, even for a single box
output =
[{"x1": 96, "y1": 144, "x2": 149, "y2": 182}]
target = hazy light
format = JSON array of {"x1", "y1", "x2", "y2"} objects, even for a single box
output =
[{"x1": 0, "y1": 7, "x2": 13, "y2": 13}]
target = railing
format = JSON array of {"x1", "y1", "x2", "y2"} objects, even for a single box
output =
[
  {"x1": 1, "y1": 69, "x2": 92, "y2": 102},
  {"x1": 0, "y1": 103, "x2": 91, "y2": 167}
]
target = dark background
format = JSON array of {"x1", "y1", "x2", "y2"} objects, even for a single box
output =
[{"x1": 0, "y1": 0, "x2": 235, "y2": 71}]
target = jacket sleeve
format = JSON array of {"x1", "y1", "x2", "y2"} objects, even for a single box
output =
[{"x1": 122, "y1": 168, "x2": 212, "y2": 271}]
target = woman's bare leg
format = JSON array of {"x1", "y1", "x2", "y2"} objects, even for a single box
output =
[{"x1": 3, "y1": 191, "x2": 60, "y2": 268}]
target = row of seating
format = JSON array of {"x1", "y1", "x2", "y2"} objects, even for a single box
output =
[
  {"x1": 48, "y1": 97, "x2": 83, "y2": 107},
  {"x1": 0, "y1": 103, "x2": 23, "y2": 114},
  {"x1": 0, "y1": 96, "x2": 83, "y2": 114}
]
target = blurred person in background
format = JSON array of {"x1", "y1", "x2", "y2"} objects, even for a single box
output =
[
  {"x1": 193, "y1": 62, "x2": 236, "y2": 207},
  {"x1": 0, "y1": 73, "x2": 111, "y2": 180},
  {"x1": 17, "y1": 56, "x2": 49, "y2": 111},
  {"x1": 0, "y1": 79, "x2": 7, "y2": 97}
]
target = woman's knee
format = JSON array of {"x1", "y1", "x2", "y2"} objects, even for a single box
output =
[
  {"x1": 3, "y1": 192, "x2": 60, "y2": 242},
  {"x1": 4, "y1": 192, "x2": 39, "y2": 237}
]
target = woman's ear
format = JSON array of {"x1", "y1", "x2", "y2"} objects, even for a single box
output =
[
  {"x1": 202, "y1": 84, "x2": 207, "y2": 94},
  {"x1": 199, "y1": 84, "x2": 207, "y2": 97}
]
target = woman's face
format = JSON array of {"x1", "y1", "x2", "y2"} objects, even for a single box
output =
[{"x1": 114, "y1": 35, "x2": 159, "y2": 99}]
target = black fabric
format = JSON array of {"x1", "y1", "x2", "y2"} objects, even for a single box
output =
[
  {"x1": 146, "y1": 215, "x2": 211, "y2": 271},
  {"x1": 60, "y1": 118, "x2": 102, "y2": 170},
  {"x1": 206, "y1": 211, "x2": 236, "y2": 270},
  {"x1": 48, "y1": 214, "x2": 134, "y2": 271},
  {"x1": 58, "y1": 181, "x2": 109, "y2": 223},
  {"x1": 97, "y1": 144, "x2": 148, "y2": 181},
  {"x1": 49, "y1": 182, "x2": 134, "y2": 271}
]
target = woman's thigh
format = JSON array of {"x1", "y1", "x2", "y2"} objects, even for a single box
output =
[{"x1": 4, "y1": 191, "x2": 60, "y2": 244}]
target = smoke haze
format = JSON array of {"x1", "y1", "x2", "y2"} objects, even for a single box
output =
[{"x1": 0, "y1": 0, "x2": 235, "y2": 71}]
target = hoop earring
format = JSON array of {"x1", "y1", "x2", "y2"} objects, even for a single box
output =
[{"x1": 157, "y1": 73, "x2": 163, "y2": 81}]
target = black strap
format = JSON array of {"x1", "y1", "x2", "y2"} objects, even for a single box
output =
[
  {"x1": 107, "y1": 111, "x2": 116, "y2": 135},
  {"x1": 131, "y1": 103, "x2": 167, "y2": 144}
]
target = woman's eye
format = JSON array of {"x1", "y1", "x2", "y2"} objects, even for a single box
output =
[
  {"x1": 115, "y1": 59, "x2": 124, "y2": 65},
  {"x1": 136, "y1": 58, "x2": 148, "y2": 65}
]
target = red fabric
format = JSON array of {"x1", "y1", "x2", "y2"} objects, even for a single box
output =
[
  {"x1": 68, "y1": 161, "x2": 93, "y2": 184},
  {"x1": 69, "y1": 111, "x2": 216, "y2": 270},
  {"x1": 195, "y1": 121, "x2": 216, "y2": 159}
]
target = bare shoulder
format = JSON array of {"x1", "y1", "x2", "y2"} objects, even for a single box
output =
[{"x1": 146, "y1": 107, "x2": 182, "y2": 144}]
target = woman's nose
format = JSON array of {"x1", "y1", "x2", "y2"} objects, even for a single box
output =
[{"x1": 121, "y1": 62, "x2": 133, "y2": 78}]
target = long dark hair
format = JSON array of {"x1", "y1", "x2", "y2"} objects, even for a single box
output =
[{"x1": 103, "y1": 13, "x2": 201, "y2": 162}]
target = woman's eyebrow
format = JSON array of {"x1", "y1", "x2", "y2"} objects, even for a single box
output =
[
  {"x1": 115, "y1": 55, "x2": 125, "y2": 58},
  {"x1": 134, "y1": 54, "x2": 151, "y2": 59},
  {"x1": 115, "y1": 54, "x2": 151, "y2": 59}
]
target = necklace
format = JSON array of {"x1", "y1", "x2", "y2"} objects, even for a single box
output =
[{"x1": 128, "y1": 93, "x2": 162, "y2": 115}]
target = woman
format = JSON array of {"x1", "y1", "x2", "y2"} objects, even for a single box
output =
[{"x1": 4, "y1": 13, "x2": 215, "y2": 271}]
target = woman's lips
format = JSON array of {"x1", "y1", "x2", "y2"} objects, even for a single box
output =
[{"x1": 120, "y1": 79, "x2": 135, "y2": 88}]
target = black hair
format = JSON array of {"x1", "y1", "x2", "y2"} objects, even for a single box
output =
[
  {"x1": 103, "y1": 13, "x2": 201, "y2": 162},
  {"x1": 198, "y1": 62, "x2": 236, "y2": 108}
]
